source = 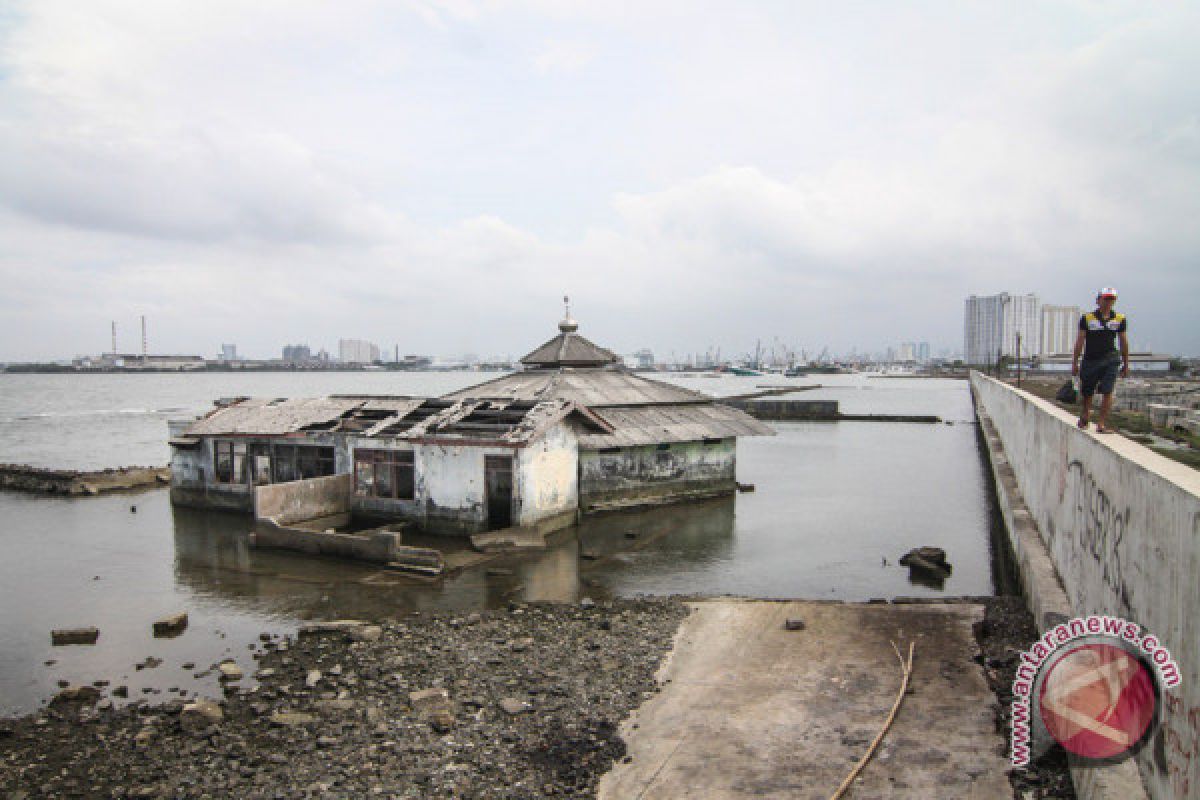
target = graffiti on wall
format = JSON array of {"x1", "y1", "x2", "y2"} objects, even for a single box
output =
[{"x1": 1063, "y1": 459, "x2": 1132, "y2": 613}]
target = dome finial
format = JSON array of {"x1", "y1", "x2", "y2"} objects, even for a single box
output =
[{"x1": 559, "y1": 294, "x2": 578, "y2": 333}]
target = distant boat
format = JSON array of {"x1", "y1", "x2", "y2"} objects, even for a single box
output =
[
  {"x1": 785, "y1": 364, "x2": 848, "y2": 377},
  {"x1": 725, "y1": 365, "x2": 765, "y2": 377}
]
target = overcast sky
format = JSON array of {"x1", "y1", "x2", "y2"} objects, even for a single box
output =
[{"x1": 1, "y1": 1, "x2": 1197, "y2": 361}]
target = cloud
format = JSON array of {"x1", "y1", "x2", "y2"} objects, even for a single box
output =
[
  {"x1": 0, "y1": 2, "x2": 1197, "y2": 360},
  {"x1": 532, "y1": 39, "x2": 595, "y2": 73}
]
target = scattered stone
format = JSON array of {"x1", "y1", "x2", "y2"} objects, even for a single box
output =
[
  {"x1": 899, "y1": 546, "x2": 952, "y2": 573},
  {"x1": 49, "y1": 685, "x2": 101, "y2": 707},
  {"x1": 408, "y1": 688, "x2": 449, "y2": 712},
  {"x1": 784, "y1": 618, "x2": 807, "y2": 631},
  {"x1": 111, "y1": 685, "x2": 129, "y2": 698},
  {"x1": 218, "y1": 661, "x2": 243, "y2": 681},
  {"x1": 268, "y1": 710, "x2": 316, "y2": 727},
  {"x1": 152, "y1": 612, "x2": 189, "y2": 637},
  {"x1": 298, "y1": 620, "x2": 369, "y2": 636},
  {"x1": 135, "y1": 656, "x2": 163, "y2": 671},
  {"x1": 498, "y1": 697, "x2": 530, "y2": 715},
  {"x1": 305, "y1": 669, "x2": 322, "y2": 688},
  {"x1": 51, "y1": 627, "x2": 99, "y2": 646},
  {"x1": 179, "y1": 698, "x2": 223, "y2": 734}
]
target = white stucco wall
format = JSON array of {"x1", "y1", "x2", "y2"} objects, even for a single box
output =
[
  {"x1": 516, "y1": 423, "x2": 579, "y2": 526},
  {"x1": 972, "y1": 372, "x2": 1200, "y2": 800}
]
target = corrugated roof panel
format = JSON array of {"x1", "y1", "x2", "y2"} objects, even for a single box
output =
[
  {"x1": 442, "y1": 367, "x2": 711, "y2": 407},
  {"x1": 185, "y1": 397, "x2": 365, "y2": 436},
  {"x1": 578, "y1": 403, "x2": 775, "y2": 448}
]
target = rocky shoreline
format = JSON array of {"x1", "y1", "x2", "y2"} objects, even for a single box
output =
[
  {"x1": 0, "y1": 464, "x2": 169, "y2": 496},
  {"x1": 0, "y1": 599, "x2": 689, "y2": 799}
]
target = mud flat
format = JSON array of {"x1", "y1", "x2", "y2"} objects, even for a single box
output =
[{"x1": 0, "y1": 464, "x2": 169, "y2": 496}]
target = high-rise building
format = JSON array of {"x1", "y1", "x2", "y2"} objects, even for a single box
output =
[
  {"x1": 1039, "y1": 305, "x2": 1081, "y2": 356},
  {"x1": 964, "y1": 293, "x2": 1040, "y2": 365},
  {"x1": 219, "y1": 343, "x2": 238, "y2": 361},
  {"x1": 897, "y1": 342, "x2": 916, "y2": 362},
  {"x1": 916, "y1": 342, "x2": 931, "y2": 363},
  {"x1": 339, "y1": 339, "x2": 380, "y2": 364},
  {"x1": 282, "y1": 344, "x2": 312, "y2": 363}
]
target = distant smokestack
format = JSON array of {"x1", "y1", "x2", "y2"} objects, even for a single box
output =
[
  {"x1": 141, "y1": 315, "x2": 147, "y2": 361},
  {"x1": 111, "y1": 321, "x2": 117, "y2": 355}
]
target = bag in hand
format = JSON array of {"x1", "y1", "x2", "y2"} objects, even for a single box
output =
[{"x1": 1055, "y1": 380, "x2": 1077, "y2": 404}]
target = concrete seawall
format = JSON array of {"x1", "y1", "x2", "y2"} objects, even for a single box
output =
[{"x1": 972, "y1": 372, "x2": 1200, "y2": 800}]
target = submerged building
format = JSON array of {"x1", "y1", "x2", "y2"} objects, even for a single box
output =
[{"x1": 168, "y1": 314, "x2": 773, "y2": 535}]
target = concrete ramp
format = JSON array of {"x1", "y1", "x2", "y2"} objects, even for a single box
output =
[{"x1": 599, "y1": 599, "x2": 1010, "y2": 800}]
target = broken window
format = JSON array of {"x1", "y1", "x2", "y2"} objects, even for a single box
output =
[
  {"x1": 354, "y1": 449, "x2": 415, "y2": 500},
  {"x1": 213, "y1": 440, "x2": 248, "y2": 484},
  {"x1": 271, "y1": 444, "x2": 336, "y2": 483}
]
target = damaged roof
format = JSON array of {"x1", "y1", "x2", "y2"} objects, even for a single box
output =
[
  {"x1": 181, "y1": 395, "x2": 612, "y2": 446},
  {"x1": 184, "y1": 397, "x2": 380, "y2": 436},
  {"x1": 577, "y1": 403, "x2": 776, "y2": 448}
]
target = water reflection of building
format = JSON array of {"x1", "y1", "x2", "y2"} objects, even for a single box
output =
[
  {"x1": 168, "y1": 307, "x2": 772, "y2": 535},
  {"x1": 169, "y1": 504, "x2": 585, "y2": 614}
]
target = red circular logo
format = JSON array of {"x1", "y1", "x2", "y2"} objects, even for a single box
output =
[{"x1": 1038, "y1": 643, "x2": 1158, "y2": 760}]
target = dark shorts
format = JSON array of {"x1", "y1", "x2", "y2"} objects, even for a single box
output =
[{"x1": 1080, "y1": 357, "x2": 1120, "y2": 397}]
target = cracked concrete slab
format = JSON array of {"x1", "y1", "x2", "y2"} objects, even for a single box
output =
[{"x1": 599, "y1": 599, "x2": 1010, "y2": 800}]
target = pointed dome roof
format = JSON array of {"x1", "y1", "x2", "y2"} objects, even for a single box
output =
[{"x1": 519, "y1": 313, "x2": 620, "y2": 368}]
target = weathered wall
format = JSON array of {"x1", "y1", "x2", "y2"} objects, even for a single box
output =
[
  {"x1": 419, "y1": 443, "x2": 495, "y2": 534},
  {"x1": 972, "y1": 372, "x2": 1200, "y2": 800},
  {"x1": 579, "y1": 439, "x2": 736, "y2": 510},
  {"x1": 168, "y1": 435, "x2": 253, "y2": 511},
  {"x1": 254, "y1": 473, "x2": 353, "y2": 525},
  {"x1": 516, "y1": 423, "x2": 579, "y2": 526},
  {"x1": 250, "y1": 521, "x2": 401, "y2": 563}
]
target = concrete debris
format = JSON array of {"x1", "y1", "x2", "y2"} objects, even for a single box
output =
[
  {"x1": 268, "y1": 710, "x2": 316, "y2": 727},
  {"x1": 152, "y1": 612, "x2": 189, "y2": 637},
  {"x1": 179, "y1": 698, "x2": 224, "y2": 734},
  {"x1": 49, "y1": 686, "x2": 101, "y2": 707},
  {"x1": 50, "y1": 627, "x2": 99, "y2": 646},
  {"x1": 217, "y1": 661, "x2": 243, "y2": 682},
  {"x1": 784, "y1": 618, "x2": 807, "y2": 631},
  {"x1": 899, "y1": 547, "x2": 953, "y2": 575},
  {"x1": 498, "y1": 697, "x2": 531, "y2": 715}
]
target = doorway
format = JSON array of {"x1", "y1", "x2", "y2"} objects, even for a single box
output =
[{"x1": 484, "y1": 455, "x2": 514, "y2": 530}]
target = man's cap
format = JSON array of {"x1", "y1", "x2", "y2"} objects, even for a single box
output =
[{"x1": 1098, "y1": 287, "x2": 1118, "y2": 299}]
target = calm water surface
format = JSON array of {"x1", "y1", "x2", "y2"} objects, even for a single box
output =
[{"x1": 0, "y1": 372, "x2": 998, "y2": 714}]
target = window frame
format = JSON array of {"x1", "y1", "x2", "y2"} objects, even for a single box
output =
[{"x1": 354, "y1": 448, "x2": 415, "y2": 501}]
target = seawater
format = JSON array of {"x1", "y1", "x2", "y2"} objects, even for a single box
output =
[{"x1": 0, "y1": 372, "x2": 999, "y2": 714}]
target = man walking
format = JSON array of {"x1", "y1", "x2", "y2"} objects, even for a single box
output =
[{"x1": 1071, "y1": 287, "x2": 1129, "y2": 433}]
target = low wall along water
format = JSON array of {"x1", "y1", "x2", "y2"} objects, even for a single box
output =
[{"x1": 972, "y1": 372, "x2": 1200, "y2": 800}]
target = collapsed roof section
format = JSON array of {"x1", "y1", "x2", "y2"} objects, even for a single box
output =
[{"x1": 184, "y1": 396, "x2": 613, "y2": 446}]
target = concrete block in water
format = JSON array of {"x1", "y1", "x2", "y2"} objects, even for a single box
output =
[
  {"x1": 51, "y1": 627, "x2": 99, "y2": 646},
  {"x1": 152, "y1": 612, "x2": 188, "y2": 637}
]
